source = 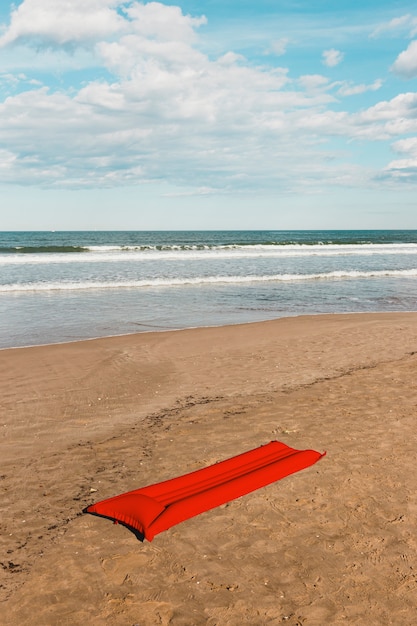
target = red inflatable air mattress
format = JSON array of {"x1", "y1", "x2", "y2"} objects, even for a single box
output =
[{"x1": 86, "y1": 440, "x2": 325, "y2": 541}]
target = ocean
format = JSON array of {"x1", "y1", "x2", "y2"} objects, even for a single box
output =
[{"x1": 1, "y1": 230, "x2": 417, "y2": 349}]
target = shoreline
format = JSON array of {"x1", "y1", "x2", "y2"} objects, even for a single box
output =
[
  {"x1": 3, "y1": 308, "x2": 417, "y2": 352},
  {"x1": 2, "y1": 311, "x2": 417, "y2": 624}
]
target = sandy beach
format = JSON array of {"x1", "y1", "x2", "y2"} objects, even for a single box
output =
[{"x1": 2, "y1": 312, "x2": 417, "y2": 625}]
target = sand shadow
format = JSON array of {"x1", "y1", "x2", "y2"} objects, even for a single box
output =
[{"x1": 83, "y1": 507, "x2": 145, "y2": 542}]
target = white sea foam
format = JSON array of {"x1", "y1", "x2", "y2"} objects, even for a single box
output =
[
  {"x1": 2, "y1": 242, "x2": 417, "y2": 265},
  {"x1": 3, "y1": 268, "x2": 417, "y2": 293}
]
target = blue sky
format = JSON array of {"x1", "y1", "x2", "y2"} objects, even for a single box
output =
[{"x1": 0, "y1": 0, "x2": 417, "y2": 230}]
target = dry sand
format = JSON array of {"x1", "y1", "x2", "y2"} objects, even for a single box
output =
[{"x1": 1, "y1": 312, "x2": 417, "y2": 625}]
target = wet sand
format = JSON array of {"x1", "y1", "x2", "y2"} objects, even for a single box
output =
[{"x1": 1, "y1": 313, "x2": 417, "y2": 625}]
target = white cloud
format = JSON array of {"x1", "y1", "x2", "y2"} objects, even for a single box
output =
[
  {"x1": 0, "y1": 65, "x2": 342, "y2": 191},
  {"x1": 0, "y1": 1, "x2": 417, "y2": 193},
  {"x1": 384, "y1": 136, "x2": 417, "y2": 180},
  {"x1": 382, "y1": 158, "x2": 417, "y2": 182},
  {"x1": 266, "y1": 38, "x2": 289, "y2": 56},
  {"x1": 0, "y1": 72, "x2": 21, "y2": 87},
  {"x1": 298, "y1": 74, "x2": 329, "y2": 91},
  {"x1": 337, "y1": 79, "x2": 383, "y2": 97},
  {"x1": 360, "y1": 92, "x2": 417, "y2": 123},
  {"x1": 322, "y1": 48, "x2": 344, "y2": 67},
  {"x1": 0, "y1": 148, "x2": 17, "y2": 170},
  {"x1": 392, "y1": 40, "x2": 417, "y2": 78},
  {"x1": 373, "y1": 13, "x2": 417, "y2": 78},
  {"x1": 297, "y1": 92, "x2": 417, "y2": 142},
  {"x1": 0, "y1": 71, "x2": 42, "y2": 88},
  {"x1": 125, "y1": 2, "x2": 206, "y2": 42},
  {"x1": 391, "y1": 136, "x2": 417, "y2": 156},
  {"x1": 0, "y1": 0, "x2": 126, "y2": 47},
  {"x1": 371, "y1": 14, "x2": 417, "y2": 38}
]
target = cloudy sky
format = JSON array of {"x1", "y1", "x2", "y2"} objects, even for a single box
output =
[{"x1": 1, "y1": 0, "x2": 417, "y2": 230}]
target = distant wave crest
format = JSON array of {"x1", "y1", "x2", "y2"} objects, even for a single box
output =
[
  {"x1": 2, "y1": 242, "x2": 417, "y2": 265},
  {"x1": 0, "y1": 245, "x2": 89, "y2": 254}
]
